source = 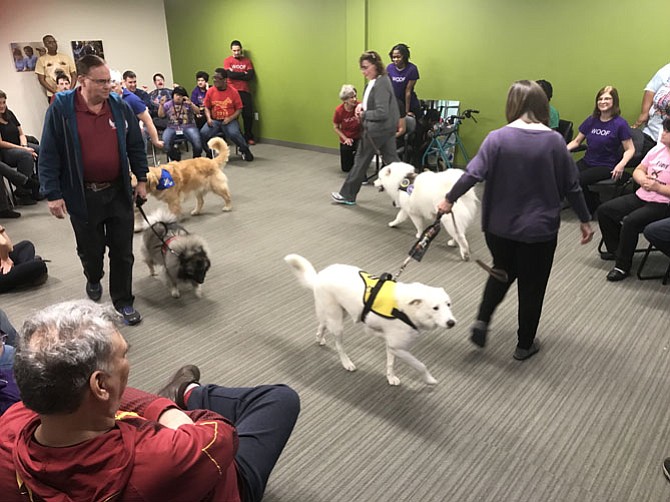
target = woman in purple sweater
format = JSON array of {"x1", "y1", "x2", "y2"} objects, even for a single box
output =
[{"x1": 438, "y1": 80, "x2": 594, "y2": 361}]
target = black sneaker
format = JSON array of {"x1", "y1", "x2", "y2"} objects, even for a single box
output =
[
  {"x1": 663, "y1": 458, "x2": 670, "y2": 482},
  {"x1": 606, "y1": 268, "x2": 629, "y2": 282},
  {"x1": 599, "y1": 251, "x2": 615, "y2": 261},
  {"x1": 513, "y1": 339, "x2": 541, "y2": 361},
  {"x1": 117, "y1": 305, "x2": 142, "y2": 326},
  {"x1": 15, "y1": 196, "x2": 37, "y2": 206},
  {"x1": 0, "y1": 209, "x2": 21, "y2": 218},
  {"x1": 241, "y1": 149, "x2": 254, "y2": 162},
  {"x1": 86, "y1": 281, "x2": 103, "y2": 301},
  {"x1": 470, "y1": 320, "x2": 488, "y2": 348},
  {"x1": 157, "y1": 365, "x2": 201, "y2": 408}
]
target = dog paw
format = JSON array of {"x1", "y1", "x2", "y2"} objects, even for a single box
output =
[
  {"x1": 387, "y1": 375, "x2": 401, "y2": 386},
  {"x1": 190, "y1": 210, "x2": 201, "y2": 216},
  {"x1": 460, "y1": 251, "x2": 470, "y2": 262},
  {"x1": 425, "y1": 374, "x2": 438, "y2": 385},
  {"x1": 194, "y1": 287, "x2": 203, "y2": 298},
  {"x1": 222, "y1": 206, "x2": 232, "y2": 212},
  {"x1": 447, "y1": 238, "x2": 456, "y2": 247},
  {"x1": 342, "y1": 361, "x2": 357, "y2": 372},
  {"x1": 171, "y1": 288, "x2": 181, "y2": 298},
  {"x1": 388, "y1": 221, "x2": 398, "y2": 228},
  {"x1": 415, "y1": 232, "x2": 422, "y2": 238}
]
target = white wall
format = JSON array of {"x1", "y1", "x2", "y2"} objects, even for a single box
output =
[{"x1": 0, "y1": 0, "x2": 173, "y2": 139}]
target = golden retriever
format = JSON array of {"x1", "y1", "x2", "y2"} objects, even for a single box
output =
[{"x1": 146, "y1": 136, "x2": 232, "y2": 216}]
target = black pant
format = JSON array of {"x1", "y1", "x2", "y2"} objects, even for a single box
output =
[
  {"x1": 576, "y1": 159, "x2": 613, "y2": 214},
  {"x1": 69, "y1": 184, "x2": 135, "y2": 309},
  {"x1": 339, "y1": 140, "x2": 359, "y2": 173},
  {"x1": 477, "y1": 232, "x2": 557, "y2": 350},
  {"x1": 339, "y1": 131, "x2": 399, "y2": 201},
  {"x1": 0, "y1": 241, "x2": 48, "y2": 293},
  {"x1": 598, "y1": 193, "x2": 670, "y2": 272},
  {"x1": 239, "y1": 91, "x2": 254, "y2": 142}
]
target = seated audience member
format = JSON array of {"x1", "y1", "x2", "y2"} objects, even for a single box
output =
[
  {"x1": 0, "y1": 224, "x2": 48, "y2": 293},
  {"x1": 149, "y1": 73, "x2": 173, "y2": 129},
  {"x1": 333, "y1": 84, "x2": 361, "y2": 173},
  {"x1": 644, "y1": 217, "x2": 670, "y2": 258},
  {"x1": 537, "y1": 79, "x2": 559, "y2": 130},
  {"x1": 158, "y1": 86, "x2": 202, "y2": 161},
  {"x1": 0, "y1": 300, "x2": 300, "y2": 501},
  {"x1": 0, "y1": 91, "x2": 39, "y2": 205},
  {"x1": 113, "y1": 71, "x2": 164, "y2": 152},
  {"x1": 201, "y1": 68, "x2": 254, "y2": 162},
  {"x1": 123, "y1": 70, "x2": 152, "y2": 109},
  {"x1": 191, "y1": 71, "x2": 209, "y2": 129},
  {"x1": 567, "y1": 86, "x2": 635, "y2": 214},
  {"x1": 598, "y1": 117, "x2": 670, "y2": 281},
  {"x1": 0, "y1": 309, "x2": 19, "y2": 415},
  {"x1": 0, "y1": 160, "x2": 39, "y2": 213},
  {"x1": 49, "y1": 72, "x2": 71, "y2": 104},
  {"x1": 633, "y1": 62, "x2": 670, "y2": 158}
]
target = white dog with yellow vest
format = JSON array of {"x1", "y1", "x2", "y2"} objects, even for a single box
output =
[{"x1": 284, "y1": 254, "x2": 456, "y2": 386}]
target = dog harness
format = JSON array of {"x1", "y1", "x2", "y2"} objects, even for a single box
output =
[
  {"x1": 161, "y1": 235, "x2": 179, "y2": 256},
  {"x1": 359, "y1": 271, "x2": 417, "y2": 329}
]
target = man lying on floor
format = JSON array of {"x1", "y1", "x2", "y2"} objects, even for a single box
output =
[{"x1": 0, "y1": 300, "x2": 300, "y2": 502}]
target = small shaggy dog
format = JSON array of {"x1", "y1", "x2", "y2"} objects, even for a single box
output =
[
  {"x1": 374, "y1": 162, "x2": 479, "y2": 261},
  {"x1": 142, "y1": 208, "x2": 211, "y2": 298},
  {"x1": 284, "y1": 253, "x2": 456, "y2": 386},
  {"x1": 145, "y1": 136, "x2": 232, "y2": 216}
]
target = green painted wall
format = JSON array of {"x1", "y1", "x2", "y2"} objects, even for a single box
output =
[{"x1": 165, "y1": 0, "x2": 670, "y2": 155}]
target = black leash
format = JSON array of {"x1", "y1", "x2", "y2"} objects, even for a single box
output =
[{"x1": 135, "y1": 198, "x2": 184, "y2": 258}]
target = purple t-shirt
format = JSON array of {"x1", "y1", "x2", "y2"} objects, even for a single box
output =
[
  {"x1": 447, "y1": 126, "x2": 590, "y2": 242},
  {"x1": 386, "y1": 62, "x2": 420, "y2": 111},
  {"x1": 579, "y1": 115, "x2": 632, "y2": 168}
]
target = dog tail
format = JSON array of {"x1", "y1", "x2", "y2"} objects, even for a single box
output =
[
  {"x1": 145, "y1": 207, "x2": 178, "y2": 227},
  {"x1": 207, "y1": 137, "x2": 231, "y2": 168},
  {"x1": 284, "y1": 254, "x2": 317, "y2": 290}
]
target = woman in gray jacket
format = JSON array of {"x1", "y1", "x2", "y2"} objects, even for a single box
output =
[{"x1": 332, "y1": 51, "x2": 400, "y2": 205}]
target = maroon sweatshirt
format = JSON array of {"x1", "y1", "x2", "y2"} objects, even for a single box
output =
[{"x1": 0, "y1": 387, "x2": 241, "y2": 501}]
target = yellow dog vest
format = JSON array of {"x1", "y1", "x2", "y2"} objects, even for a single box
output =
[{"x1": 359, "y1": 271, "x2": 398, "y2": 319}]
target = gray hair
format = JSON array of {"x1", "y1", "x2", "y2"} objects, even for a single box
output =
[
  {"x1": 14, "y1": 300, "x2": 122, "y2": 415},
  {"x1": 339, "y1": 84, "x2": 357, "y2": 101}
]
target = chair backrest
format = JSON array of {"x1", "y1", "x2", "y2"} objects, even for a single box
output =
[
  {"x1": 557, "y1": 119, "x2": 573, "y2": 143},
  {"x1": 626, "y1": 127, "x2": 645, "y2": 168}
]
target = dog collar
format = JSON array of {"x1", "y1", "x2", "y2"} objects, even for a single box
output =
[
  {"x1": 398, "y1": 172, "x2": 417, "y2": 195},
  {"x1": 162, "y1": 235, "x2": 178, "y2": 256},
  {"x1": 359, "y1": 271, "x2": 417, "y2": 330}
]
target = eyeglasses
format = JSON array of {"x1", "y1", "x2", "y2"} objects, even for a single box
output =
[{"x1": 86, "y1": 77, "x2": 112, "y2": 85}]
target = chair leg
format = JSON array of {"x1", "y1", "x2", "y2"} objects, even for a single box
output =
[{"x1": 637, "y1": 243, "x2": 669, "y2": 283}]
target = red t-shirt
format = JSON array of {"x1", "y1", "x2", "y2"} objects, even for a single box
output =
[
  {"x1": 223, "y1": 56, "x2": 254, "y2": 93},
  {"x1": 333, "y1": 102, "x2": 362, "y2": 143},
  {"x1": 203, "y1": 86, "x2": 243, "y2": 121},
  {"x1": 74, "y1": 89, "x2": 121, "y2": 182},
  {"x1": 0, "y1": 387, "x2": 241, "y2": 502}
]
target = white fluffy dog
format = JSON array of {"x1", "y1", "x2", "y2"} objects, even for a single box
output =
[
  {"x1": 374, "y1": 162, "x2": 479, "y2": 261},
  {"x1": 284, "y1": 254, "x2": 456, "y2": 386}
]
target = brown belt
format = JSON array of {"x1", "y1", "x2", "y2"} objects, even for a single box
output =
[{"x1": 84, "y1": 181, "x2": 114, "y2": 192}]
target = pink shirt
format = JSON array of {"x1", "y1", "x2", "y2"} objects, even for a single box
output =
[{"x1": 637, "y1": 144, "x2": 670, "y2": 204}]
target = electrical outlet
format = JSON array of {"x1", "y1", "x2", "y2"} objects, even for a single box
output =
[{"x1": 254, "y1": 112, "x2": 259, "y2": 120}]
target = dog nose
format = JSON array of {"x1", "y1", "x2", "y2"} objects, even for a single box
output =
[{"x1": 446, "y1": 319, "x2": 455, "y2": 328}]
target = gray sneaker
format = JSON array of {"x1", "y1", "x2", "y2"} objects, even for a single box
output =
[{"x1": 513, "y1": 339, "x2": 540, "y2": 361}]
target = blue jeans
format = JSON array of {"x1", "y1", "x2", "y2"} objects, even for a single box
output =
[
  {"x1": 162, "y1": 126, "x2": 202, "y2": 161},
  {"x1": 186, "y1": 384, "x2": 300, "y2": 502},
  {"x1": 200, "y1": 119, "x2": 249, "y2": 155}
]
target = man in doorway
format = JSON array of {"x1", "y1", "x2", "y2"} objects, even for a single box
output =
[
  {"x1": 34, "y1": 35, "x2": 77, "y2": 103},
  {"x1": 38, "y1": 55, "x2": 147, "y2": 325},
  {"x1": 223, "y1": 40, "x2": 256, "y2": 144},
  {"x1": 201, "y1": 68, "x2": 254, "y2": 161}
]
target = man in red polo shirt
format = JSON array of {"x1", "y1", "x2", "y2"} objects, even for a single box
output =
[
  {"x1": 201, "y1": 67, "x2": 254, "y2": 161},
  {"x1": 223, "y1": 40, "x2": 256, "y2": 145},
  {"x1": 38, "y1": 55, "x2": 147, "y2": 325}
]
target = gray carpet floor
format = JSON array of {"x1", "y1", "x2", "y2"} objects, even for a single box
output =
[{"x1": 2, "y1": 143, "x2": 670, "y2": 501}]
